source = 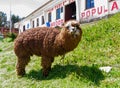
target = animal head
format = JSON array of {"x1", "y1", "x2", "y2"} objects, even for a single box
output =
[{"x1": 63, "y1": 20, "x2": 82, "y2": 38}]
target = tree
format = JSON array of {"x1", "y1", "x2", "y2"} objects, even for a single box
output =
[
  {"x1": 11, "y1": 14, "x2": 21, "y2": 28},
  {"x1": 0, "y1": 11, "x2": 7, "y2": 27}
]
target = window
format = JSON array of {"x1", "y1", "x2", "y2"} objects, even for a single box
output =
[
  {"x1": 41, "y1": 16, "x2": 45, "y2": 25},
  {"x1": 86, "y1": 0, "x2": 94, "y2": 9},
  {"x1": 61, "y1": 7, "x2": 63, "y2": 13},
  {"x1": 48, "y1": 12, "x2": 52, "y2": 22},
  {"x1": 108, "y1": 0, "x2": 114, "y2": 2},
  {"x1": 23, "y1": 25, "x2": 25, "y2": 31},
  {"x1": 27, "y1": 23, "x2": 29, "y2": 29},
  {"x1": 56, "y1": 7, "x2": 63, "y2": 20},
  {"x1": 37, "y1": 18, "x2": 39, "y2": 26},
  {"x1": 56, "y1": 8, "x2": 61, "y2": 20},
  {"x1": 32, "y1": 21, "x2": 34, "y2": 28}
]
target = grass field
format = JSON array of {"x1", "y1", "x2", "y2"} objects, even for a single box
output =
[{"x1": 0, "y1": 13, "x2": 120, "y2": 88}]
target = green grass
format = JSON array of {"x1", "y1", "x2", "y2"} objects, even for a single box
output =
[{"x1": 0, "y1": 13, "x2": 120, "y2": 88}]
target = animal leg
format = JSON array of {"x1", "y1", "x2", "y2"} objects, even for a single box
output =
[
  {"x1": 51, "y1": 57, "x2": 54, "y2": 63},
  {"x1": 41, "y1": 56, "x2": 54, "y2": 77},
  {"x1": 16, "y1": 56, "x2": 30, "y2": 76}
]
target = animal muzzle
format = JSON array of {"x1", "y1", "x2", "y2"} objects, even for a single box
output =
[{"x1": 70, "y1": 27, "x2": 80, "y2": 35}]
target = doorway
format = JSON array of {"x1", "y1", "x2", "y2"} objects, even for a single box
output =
[
  {"x1": 23, "y1": 25, "x2": 25, "y2": 31},
  {"x1": 65, "y1": 2, "x2": 76, "y2": 22}
]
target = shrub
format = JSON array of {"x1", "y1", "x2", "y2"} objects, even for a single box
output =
[
  {"x1": 0, "y1": 48, "x2": 2, "y2": 52},
  {"x1": 6, "y1": 33, "x2": 17, "y2": 41}
]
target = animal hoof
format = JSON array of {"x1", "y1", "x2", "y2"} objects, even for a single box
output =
[
  {"x1": 42, "y1": 69, "x2": 50, "y2": 77},
  {"x1": 16, "y1": 69, "x2": 25, "y2": 77},
  {"x1": 43, "y1": 72, "x2": 49, "y2": 77}
]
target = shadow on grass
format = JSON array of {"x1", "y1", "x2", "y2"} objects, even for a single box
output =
[{"x1": 26, "y1": 64, "x2": 104, "y2": 85}]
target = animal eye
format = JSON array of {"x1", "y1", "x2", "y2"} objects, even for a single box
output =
[
  {"x1": 76, "y1": 26, "x2": 79, "y2": 29},
  {"x1": 66, "y1": 26, "x2": 69, "y2": 29}
]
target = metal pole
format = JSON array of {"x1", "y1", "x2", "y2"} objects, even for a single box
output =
[
  {"x1": 10, "y1": 0, "x2": 12, "y2": 33},
  {"x1": 75, "y1": 0, "x2": 80, "y2": 22}
]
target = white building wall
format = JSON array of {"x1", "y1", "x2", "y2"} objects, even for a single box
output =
[
  {"x1": 80, "y1": 0, "x2": 120, "y2": 22},
  {"x1": 14, "y1": 0, "x2": 120, "y2": 33},
  {"x1": 45, "y1": 0, "x2": 65, "y2": 27},
  {"x1": 80, "y1": 0, "x2": 108, "y2": 22},
  {"x1": 46, "y1": 0, "x2": 75, "y2": 27},
  {"x1": 109, "y1": 0, "x2": 120, "y2": 14}
]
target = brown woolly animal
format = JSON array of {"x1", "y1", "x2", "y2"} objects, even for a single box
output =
[{"x1": 14, "y1": 20, "x2": 82, "y2": 77}]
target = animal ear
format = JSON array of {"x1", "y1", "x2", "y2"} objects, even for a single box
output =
[{"x1": 62, "y1": 23, "x2": 64, "y2": 26}]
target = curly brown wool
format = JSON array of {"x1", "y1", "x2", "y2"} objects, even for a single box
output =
[{"x1": 14, "y1": 20, "x2": 82, "y2": 77}]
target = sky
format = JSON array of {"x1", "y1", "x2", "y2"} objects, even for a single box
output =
[{"x1": 0, "y1": 0, "x2": 48, "y2": 21}]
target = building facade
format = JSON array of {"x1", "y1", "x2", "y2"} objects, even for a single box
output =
[{"x1": 14, "y1": 0, "x2": 120, "y2": 33}]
